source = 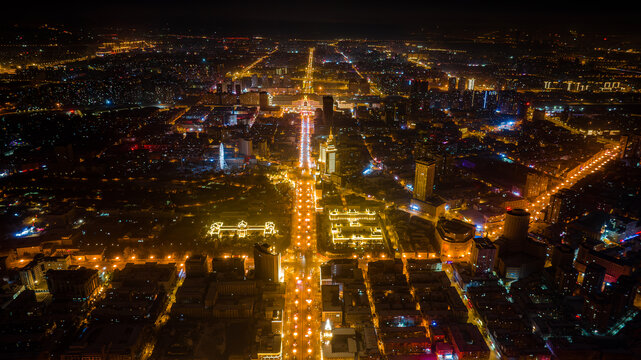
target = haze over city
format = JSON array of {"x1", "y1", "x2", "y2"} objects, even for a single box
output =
[{"x1": 1, "y1": 2, "x2": 641, "y2": 360}]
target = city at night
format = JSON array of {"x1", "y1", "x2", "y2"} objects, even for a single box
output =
[{"x1": 2, "y1": 2, "x2": 641, "y2": 360}]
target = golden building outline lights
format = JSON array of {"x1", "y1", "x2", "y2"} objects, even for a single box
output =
[
  {"x1": 328, "y1": 209, "x2": 384, "y2": 246},
  {"x1": 208, "y1": 221, "x2": 277, "y2": 238},
  {"x1": 328, "y1": 208, "x2": 377, "y2": 221}
]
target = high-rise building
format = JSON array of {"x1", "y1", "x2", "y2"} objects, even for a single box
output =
[
  {"x1": 216, "y1": 83, "x2": 223, "y2": 93},
  {"x1": 259, "y1": 91, "x2": 271, "y2": 108},
  {"x1": 582, "y1": 293, "x2": 611, "y2": 332},
  {"x1": 582, "y1": 263, "x2": 606, "y2": 296},
  {"x1": 545, "y1": 189, "x2": 580, "y2": 224},
  {"x1": 457, "y1": 77, "x2": 467, "y2": 91},
  {"x1": 382, "y1": 96, "x2": 408, "y2": 124},
  {"x1": 524, "y1": 172, "x2": 549, "y2": 198},
  {"x1": 319, "y1": 130, "x2": 337, "y2": 175},
  {"x1": 502, "y1": 209, "x2": 530, "y2": 245},
  {"x1": 409, "y1": 80, "x2": 429, "y2": 115},
  {"x1": 254, "y1": 243, "x2": 281, "y2": 283},
  {"x1": 235, "y1": 84, "x2": 242, "y2": 95},
  {"x1": 470, "y1": 237, "x2": 497, "y2": 275},
  {"x1": 620, "y1": 133, "x2": 641, "y2": 166},
  {"x1": 554, "y1": 265, "x2": 578, "y2": 296},
  {"x1": 239, "y1": 138, "x2": 252, "y2": 157},
  {"x1": 413, "y1": 159, "x2": 436, "y2": 201},
  {"x1": 609, "y1": 275, "x2": 636, "y2": 319},
  {"x1": 326, "y1": 144, "x2": 337, "y2": 175},
  {"x1": 323, "y1": 95, "x2": 334, "y2": 125},
  {"x1": 467, "y1": 78, "x2": 475, "y2": 91},
  {"x1": 448, "y1": 77, "x2": 458, "y2": 92}
]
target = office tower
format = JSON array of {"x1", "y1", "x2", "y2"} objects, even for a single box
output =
[
  {"x1": 240, "y1": 77, "x2": 252, "y2": 90},
  {"x1": 502, "y1": 209, "x2": 530, "y2": 244},
  {"x1": 251, "y1": 74, "x2": 259, "y2": 88},
  {"x1": 235, "y1": 84, "x2": 242, "y2": 95},
  {"x1": 325, "y1": 131, "x2": 337, "y2": 174},
  {"x1": 239, "y1": 138, "x2": 252, "y2": 157},
  {"x1": 383, "y1": 97, "x2": 408, "y2": 124},
  {"x1": 457, "y1": 77, "x2": 467, "y2": 91},
  {"x1": 554, "y1": 265, "x2": 578, "y2": 296},
  {"x1": 448, "y1": 77, "x2": 457, "y2": 92},
  {"x1": 409, "y1": 80, "x2": 429, "y2": 115},
  {"x1": 545, "y1": 189, "x2": 580, "y2": 224},
  {"x1": 471, "y1": 237, "x2": 497, "y2": 275},
  {"x1": 582, "y1": 293, "x2": 611, "y2": 332},
  {"x1": 323, "y1": 95, "x2": 334, "y2": 125},
  {"x1": 582, "y1": 263, "x2": 606, "y2": 296},
  {"x1": 185, "y1": 254, "x2": 209, "y2": 278},
  {"x1": 254, "y1": 243, "x2": 281, "y2": 283},
  {"x1": 609, "y1": 275, "x2": 635, "y2": 319},
  {"x1": 259, "y1": 91, "x2": 271, "y2": 108},
  {"x1": 524, "y1": 172, "x2": 549, "y2": 198},
  {"x1": 413, "y1": 159, "x2": 436, "y2": 201},
  {"x1": 467, "y1": 78, "x2": 475, "y2": 91}
]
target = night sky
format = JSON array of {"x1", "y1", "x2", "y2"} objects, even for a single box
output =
[{"x1": 1, "y1": 0, "x2": 638, "y2": 36}]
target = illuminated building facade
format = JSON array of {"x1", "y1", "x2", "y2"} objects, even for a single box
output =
[
  {"x1": 413, "y1": 159, "x2": 436, "y2": 201},
  {"x1": 319, "y1": 130, "x2": 337, "y2": 175},
  {"x1": 467, "y1": 78, "x2": 475, "y2": 91},
  {"x1": 208, "y1": 221, "x2": 276, "y2": 238},
  {"x1": 435, "y1": 218, "x2": 475, "y2": 262}
]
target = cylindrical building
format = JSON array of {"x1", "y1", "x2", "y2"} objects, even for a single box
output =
[{"x1": 503, "y1": 209, "x2": 530, "y2": 243}]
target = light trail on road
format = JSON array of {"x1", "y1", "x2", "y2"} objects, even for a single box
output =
[
  {"x1": 232, "y1": 47, "x2": 279, "y2": 80},
  {"x1": 334, "y1": 46, "x2": 383, "y2": 96},
  {"x1": 490, "y1": 145, "x2": 621, "y2": 237}
]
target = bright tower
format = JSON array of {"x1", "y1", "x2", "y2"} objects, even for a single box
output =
[{"x1": 218, "y1": 142, "x2": 227, "y2": 170}]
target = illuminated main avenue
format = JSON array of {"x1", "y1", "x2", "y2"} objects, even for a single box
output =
[{"x1": 283, "y1": 47, "x2": 321, "y2": 360}]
